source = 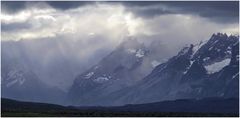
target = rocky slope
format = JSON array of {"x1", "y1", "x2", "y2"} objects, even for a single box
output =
[{"x1": 69, "y1": 33, "x2": 239, "y2": 106}]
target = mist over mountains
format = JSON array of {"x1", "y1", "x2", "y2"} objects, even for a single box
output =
[
  {"x1": 1, "y1": 32, "x2": 239, "y2": 106},
  {"x1": 1, "y1": 38, "x2": 113, "y2": 91}
]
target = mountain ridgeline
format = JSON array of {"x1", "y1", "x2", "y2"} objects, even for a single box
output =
[
  {"x1": 68, "y1": 33, "x2": 239, "y2": 106},
  {"x1": 1, "y1": 33, "x2": 239, "y2": 107}
]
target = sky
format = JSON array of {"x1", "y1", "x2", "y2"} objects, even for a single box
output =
[
  {"x1": 1, "y1": 1, "x2": 239, "y2": 90},
  {"x1": 1, "y1": 1, "x2": 239, "y2": 43}
]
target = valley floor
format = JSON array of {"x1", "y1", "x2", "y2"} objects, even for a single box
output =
[
  {"x1": 2, "y1": 110, "x2": 238, "y2": 117},
  {"x1": 2, "y1": 98, "x2": 239, "y2": 117}
]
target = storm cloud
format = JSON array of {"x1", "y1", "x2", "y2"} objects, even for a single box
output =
[
  {"x1": 1, "y1": 1, "x2": 238, "y2": 48},
  {"x1": 1, "y1": 1, "x2": 238, "y2": 55},
  {"x1": 119, "y1": 1, "x2": 239, "y2": 23},
  {"x1": 2, "y1": 1, "x2": 238, "y2": 23},
  {"x1": 1, "y1": 1, "x2": 239, "y2": 90}
]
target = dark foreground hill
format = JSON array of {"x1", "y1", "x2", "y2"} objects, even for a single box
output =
[{"x1": 1, "y1": 97, "x2": 238, "y2": 117}]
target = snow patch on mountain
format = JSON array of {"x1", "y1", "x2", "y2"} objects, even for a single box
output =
[
  {"x1": 232, "y1": 73, "x2": 239, "y2": 79},
  {"x1": 6, "y1": 69, "x2": 26, "y2": 87},
  {"x1": 7, "y1": 70, "x2": 23, "y2": 80},
  {"x1": 180, "y1": 47, "x2": 189, "y2": 55},
  {"x1": 151, "y1": 60, "x2": 161, "y2": 68},
  {"x1": 226, "y1": 50, "x2": 231, "y2": 55},
  {"x1": 213, "y1": 40, "x2": 219, "y2": 45},
  {"x1": 205, "y1": 58, "x2": 231, "y2": 74},
  {"x1": 6, "y1": 79, "x2": 18, "y2": 87},
  {"x1": 84, "y1": 72, "x2": 94, "y2": 79},
  {"x1": 19, "y1": 78, "x2": 25, "y2": 85},
  {"x1": 93, "y1": 77, "x2": 109, "y2": 83},
  {"x1": 135, "y1": 49, "x2": 145, "y2": 58},
  {"x1": 192, "y1": 41, "x2": 206, "y2": 56},
  {"x1": 127, "y1": 49, "x2": 137, "y2": 53},
  {"x1": 127, "y1": 48, "x2": 145, "y2": 58},
  {"x1": 203, "y1": 57, "x2": 210, "y2": 62},
  {"x1": 183, "y1": 60, "x2": 194, "y2": 74},
  {"x1": 208, "y1": 47, "x2": 213, "y2": 51}
]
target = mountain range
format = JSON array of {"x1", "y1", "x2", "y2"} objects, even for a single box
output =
[
  {"x1": 1, "y1": 33, "x2": 239, "y2": 107},
  {"x1": 68, "y1": 33, "x2": 239, "y2": 106}
]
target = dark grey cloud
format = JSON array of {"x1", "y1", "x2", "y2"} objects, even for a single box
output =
[
  {"x1": 1, "y1": 1, "x2": 94, "y2": 14},
  {"x1": 46, "y1": 1, "x2": 94, "y2": 10},
  {"x1": 2, "y1": 1, "x2": 238, "y2": 24},
  {"x1": 166, "y1": 1, "x2": 239, "y2": 23},
  {"x1": 127, "y1": 6, "x2": 175, "y2": 18},
  {"x1": 119, "y1": 1, "x2": 239, "y2": 24},
  {"x1": 1, "y1": 1, "x2": 238, "y2": 41},
  {"x1": 1, "y1": 1, "x2": 26, "y2": 14}
]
